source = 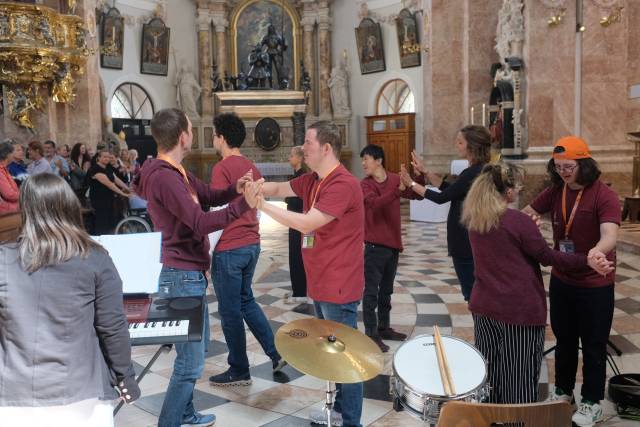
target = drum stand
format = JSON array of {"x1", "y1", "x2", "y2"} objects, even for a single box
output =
[{"x1": 323, "y1": 381, "x2": 336, "y2": 427}]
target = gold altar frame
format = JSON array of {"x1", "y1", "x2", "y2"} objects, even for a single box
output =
[{"x1": 229, "y1": 0, "x2": 301, "y2": 90}]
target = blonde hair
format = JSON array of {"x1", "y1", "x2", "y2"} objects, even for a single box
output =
[
  {"x1": 461, "y1": 163, "x2": 523, "y2": 234},
  {"x1": 18, "y1": 174, "x2": 101, "y2": 273}
]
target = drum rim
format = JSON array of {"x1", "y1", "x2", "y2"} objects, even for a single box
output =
[{"x1": 392, "y1": 333, "x2": 488, "y2": 399}]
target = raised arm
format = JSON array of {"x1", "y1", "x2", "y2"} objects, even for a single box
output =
[
  {"x1": 262, "y1": 180, "x2": 296, "y2": 198},
  {"x1": 259, "y1": 201, "x2": 334, "y2": 235}
]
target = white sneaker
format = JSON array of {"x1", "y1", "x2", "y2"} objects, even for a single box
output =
[
  {"x1": 546, "y1": 387, "x2": 575, "y2": 406},
  {"x1": 284, "y1": 296, "x2": 308, "y2": 304},
  {"x1": 309, "y1": 408, "x2": 342, "y2": 426},
  {"x1": 572, "y1": 401, "x2": 603, "y2": 427}
]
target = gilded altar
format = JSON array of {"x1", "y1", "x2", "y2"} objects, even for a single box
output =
[{"x1": 0, "y1": 1, "x2": 90, "y2": 129}]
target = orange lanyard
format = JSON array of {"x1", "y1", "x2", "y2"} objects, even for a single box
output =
[
  {"x1": 157, "y1": 154, "x2": 199, "y2": 204},
  {"x1": 561, "y1": 184, "x2": 583, "y2": 240},
  {"x1": 308, "y1": 164, "x2": 340, "y2": 212}
]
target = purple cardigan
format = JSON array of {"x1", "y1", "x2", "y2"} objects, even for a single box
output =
[{"x1": 468, "y1": 209, "x2": 587, "y2": 326}]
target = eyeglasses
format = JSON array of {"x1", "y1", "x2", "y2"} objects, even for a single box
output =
[{"x1": 554, "y1": 164, "x2": 578, "y2": 173}]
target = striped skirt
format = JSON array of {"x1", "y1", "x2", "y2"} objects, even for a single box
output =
[{"x1": 473, "y1": 314, "x2": 545, "y2": 404}]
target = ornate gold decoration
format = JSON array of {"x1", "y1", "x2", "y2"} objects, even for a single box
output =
[
  {"x1": 541, "y1": 0, "x2": 567, "y2": 27},
  {"x1": 589, "y1": 0, "x2": 624, "y2": 27},
  {"x1": 0, "y1": 2, "x2": 90, "y2": 128}
]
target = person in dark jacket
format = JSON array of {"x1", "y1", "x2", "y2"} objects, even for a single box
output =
[
  {"x1": 0, "y1": 173, "x2": 139, "y2": 426},
  {"x1": 400, "y1": 125, "x2": 491, "y2": 301},
  {"x1": 462, "y1": 163, "x2": 613, "y2": 405},
  {"x1": 284, "y1": 146, "x2": 308, "y2": 304}
]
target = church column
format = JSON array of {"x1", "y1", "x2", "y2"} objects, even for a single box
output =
[
  {"x1": 211, "y1": 15, "x2": 229, "y2": 79},
  {"x1": 301, "y1": 1, "x2": 316, "y2": 116},
  {"x1": 317, "y1": 0, "x2": 332, "y2": 119},
  {"x1": 196, "y1": 10, "x2": 212, "y2": 117}
]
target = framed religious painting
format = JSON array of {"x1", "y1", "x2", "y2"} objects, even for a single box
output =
[
  {"x1": 100, "y1": 7, "x2": 124, "y2": 70},
  {"x1": 396, "y1": 8, "x2": 421, "y2": 68},
  {"x1": 141, "y1": 17, "x2": 170, "y2": 76},
  {"x1": 355, "y1": 18, "x2": 386, "y2": 75}
]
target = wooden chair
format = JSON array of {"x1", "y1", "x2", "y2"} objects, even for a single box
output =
[{"x1": 437, "y1": 400, "x2": 573, "y2": 427}]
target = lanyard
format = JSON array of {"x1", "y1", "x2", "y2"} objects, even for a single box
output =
[
  {"x1": 308, "y1": 164, "x2": 340, "y2": 212},
  {"x1": 561, "y1": 184, "x2": 583, "y2": 240},
  {"x1": 157, "y1": 154, "x2": 199, "y2": 204}
]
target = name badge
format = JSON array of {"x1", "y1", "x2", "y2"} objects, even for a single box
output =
[
  {"x1": 302, "y1": 233, "x2": 315, "y2": 249},
  {"x1": 559, "y1": 239, "x2": 575, "y2": 254}
]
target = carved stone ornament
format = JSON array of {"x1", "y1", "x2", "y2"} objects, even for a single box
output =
[
  {"x1": 495, "y1": 0, "x2": 525, "y2": 65},
  {"x1": 0, "y1": 2, "x2": 90, "y2": 128}
]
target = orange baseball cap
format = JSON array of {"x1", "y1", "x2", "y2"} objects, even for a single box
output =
[{"x1": 552, "y1": 136, "x2": 591, "y2": 160}]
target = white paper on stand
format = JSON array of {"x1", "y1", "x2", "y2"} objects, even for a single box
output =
[{"x1": 92, "y1": 232, "x2": 163, "y2": 294}]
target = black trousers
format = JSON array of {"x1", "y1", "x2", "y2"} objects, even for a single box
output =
[
  {"x1": 549, "y1": 275, "x2": 614, "y2": 402},
  {"x1": 363, "y1": 243, "x2": 399, "y2": 336},
  {"x1": 473, "y1": 314, "x2": 545, "y2": 404},
  {"x1": 288, "y1": 228, "x2": 307, "y2": 297}
]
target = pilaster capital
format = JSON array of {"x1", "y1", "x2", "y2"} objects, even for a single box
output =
[
  {"x1": 301, "y1": 16, "x2": 316, "y2": 32},
  {"x1": 211, "y1": 14, "x2": 229, "y2": 32},
  {"x1": 317, "y1": 4, "x2": 331, "y2": 31},
  {"x1": 196, "y1": 10, "x2": 211, "y2": 31}
]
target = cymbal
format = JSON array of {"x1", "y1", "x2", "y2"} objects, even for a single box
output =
[{"x1": 275, "y1": 318, "x2": 384, "y2": 383}]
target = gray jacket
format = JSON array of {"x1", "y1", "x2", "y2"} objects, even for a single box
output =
[{"x1": 0, "y1": 244, "x2": 136, "y2": 406}]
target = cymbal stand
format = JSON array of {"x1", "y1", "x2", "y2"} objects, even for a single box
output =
[{"x1": 324, "y1": 380, "x2": 336, "y2": 427}]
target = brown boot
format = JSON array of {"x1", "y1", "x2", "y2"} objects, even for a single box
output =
[
  {"x1": 370, "y1": 335, "x2": 389, "y2": 352},
  {"x1": 378, "y1": 327, "x2": 407, "y2": 341}
]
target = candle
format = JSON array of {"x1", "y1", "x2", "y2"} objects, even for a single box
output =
[
  {"x1": 470, "y1": 107, "x2": 475, "y2": 124},
  {"x1": 482, "y1": 104, "x2": 486, "y2": 127}
]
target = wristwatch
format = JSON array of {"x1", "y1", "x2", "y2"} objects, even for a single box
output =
[{"x1": 410, "y1": 181, "x2": 417, "y2": 188}]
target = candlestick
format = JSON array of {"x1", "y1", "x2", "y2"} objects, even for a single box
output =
[
  {"x1": 482, "y1": 103, "x2": 486, "y2": 127},
  {"x1": 470, "y1": 107, "x2": 475, "y2": 125}
]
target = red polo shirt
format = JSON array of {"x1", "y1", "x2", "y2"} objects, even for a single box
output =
[{"x1": 289, "y1": 165, "x2": 364, "y2": 304}]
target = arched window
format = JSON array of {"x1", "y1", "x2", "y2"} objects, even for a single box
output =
[
  {"x1": 376, "y1": 79, "x2": 415, "y2": 115},
  {"x1": 110, "y1": 83, "x2": 154, "y2": 120}
]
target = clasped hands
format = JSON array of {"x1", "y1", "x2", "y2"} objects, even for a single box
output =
[
  {"x1": 587, "y1": 248, "x2": 615, "y2": 277},
  {"x1": 399, "y1": 150, "x2": 441, "y2": 191},
  {"x1": 235, "y1": 170, "x2": 265, "y2": 209}
]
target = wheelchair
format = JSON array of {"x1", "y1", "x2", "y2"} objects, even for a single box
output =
[{"x1": 115, "y1": 195, "x2": 153, "y2": 234}]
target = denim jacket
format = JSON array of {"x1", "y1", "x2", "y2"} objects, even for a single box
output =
[{"x1": 0, "y1": 244, "x2": 136, "y2": 406}]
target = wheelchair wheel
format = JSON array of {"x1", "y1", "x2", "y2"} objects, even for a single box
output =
[{"x1": 115, "y1": 216, "x2": 152, "y2": 234}]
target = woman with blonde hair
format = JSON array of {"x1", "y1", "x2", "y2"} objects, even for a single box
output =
[
  {"x1": 461, "y1": 163, "x2": 612, "y2": 404},
  {"x1": 0, "y1": 173, "x2": 139, "y2": 426}
]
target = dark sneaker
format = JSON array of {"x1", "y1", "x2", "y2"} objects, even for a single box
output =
[
  {"x1": 209, "y1": 370, "x2": 252, "y2": 386},
  {"x1": 181, "y1": 412, "x2": 216, "y2": 426},
  {"x1": 272, "y1": 357, "x2": 287, "y2": 373},
  {"x1": 370, "y1": 335, "x2": 389, "y2": 352},
  {"x1": 378, "y1": 327, "x2": 407, "y2": 341}
]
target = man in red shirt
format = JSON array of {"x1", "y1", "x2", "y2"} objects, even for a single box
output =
[
  {"x1": 259, "y1": 121, "x2": 365, "y2": 427},
  {"x1": 360, "y1": 144, "x2": 418, "y2": 352},
  {"x1": 208, "y1": 113, "x2": 285, "y2": 387},
  {"x1": 135, "y1": 108, "x2": 259, "y2": 427}
]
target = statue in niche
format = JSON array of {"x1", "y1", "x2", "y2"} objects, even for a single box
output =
[
  {"x1": 0, "y1": 14, "x2": 9, "y2": 39},
  {"x1": 495, "y1": 0, "x2": 524, "y2": 66},
  {"x1": 327, "y1": 53, "x2": 351, "y2": 118},
  {"x1": 260, "y1": 24, "x2": 289, "y2": 89},
  {"x1": 174, "y1": 65, "x2": 201, "y2": 118},
  {"x1": 51, "y1": 63, "x2": 75, "y2": 104},
  {"x1": 8, "y1": 88, "x2": 34, "y2": 130},
  {"x1": 247, "y1": 43, "x2": 271, "y2": 89},
  {"x1": 37, "y1": 19, "x2": 55, "y2": 46}
]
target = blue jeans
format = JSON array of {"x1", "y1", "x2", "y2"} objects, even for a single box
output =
[
  {"x1": 211, "y1": 244, "x2": 279, "y2": 375},
  {"x1": 157, "y1": 268, "x2": 210, "y2": 427},
  {"x1": 452, "y1": 256, "x2": 475, "y2": 302},
  {"x1": 314, "y1": 301, "x2": 363, "y2": 427}
]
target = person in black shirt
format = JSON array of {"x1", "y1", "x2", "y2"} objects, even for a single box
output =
[
  {"x1": 283, "y1": 146, "x2": 308, "y2": 304},
  {"x1": 87, "y1": 150, "x2": 131, "y2": 234},
  {"x1": 400, "y1": 125, "x2": 491, "y2": 301}
]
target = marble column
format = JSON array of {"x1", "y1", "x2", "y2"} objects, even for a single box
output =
[
  {"x1": 302, "y1": 18, "x2": 316, "y2": 116},
  {"x1": 212, "y1": 15, "x2": 228, "y2": 78},
  {"x1": 197, "y1": 11, "x2": 213, "y2": 118},
  {"x1": 317, "y1": 2, "x2": 332, "y2": 119}
]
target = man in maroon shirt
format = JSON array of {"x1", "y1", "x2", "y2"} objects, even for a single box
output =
[
  {"x1": 135, "y1": 108, "x2": 259, "y2": 427},
  {"x1": 208, "y1": 113, "x2": 285, "y2": 387},
  {"x1": 360, "y1": 144, "x2": 418, "y2": 352},
  {"x1": 259, "y1": 121, "x2": 365, "y2": 427},
  {"x1": 523, "y1": 136, "x2": 620, "y2": 427}
]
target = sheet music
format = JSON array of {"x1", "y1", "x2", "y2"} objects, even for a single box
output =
[{"x1": 92, "y1": 232, "x2": 163, "y2": 294}]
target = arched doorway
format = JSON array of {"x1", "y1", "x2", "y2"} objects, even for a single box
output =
[
  {"x1": 110, "y1": 83, "x2": 156, "y2": 162},
  {"x1": 376, "y1": 78, "x2": 415, "y2": 115}
]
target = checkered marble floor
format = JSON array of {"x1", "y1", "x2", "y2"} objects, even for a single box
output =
[{"x1": 116, "y1": 205, "x2": 640, "y2": 426}]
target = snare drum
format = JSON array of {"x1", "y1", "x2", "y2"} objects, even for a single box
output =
[{"x1": 391, "y1": 334, "x2": 488, "y2": 423}]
